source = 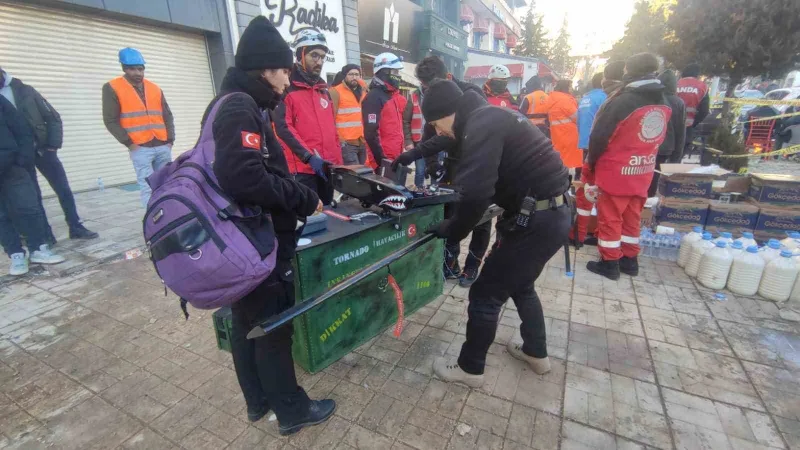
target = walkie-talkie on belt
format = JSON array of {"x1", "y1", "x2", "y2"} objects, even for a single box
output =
[{"x1": 516, "y1": 195, "x2": 536, "y2": 228}]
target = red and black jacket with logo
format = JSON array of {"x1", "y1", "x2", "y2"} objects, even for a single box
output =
[
  {"x1": 362, "y1": 78, "x2": 407, "y2": 163},
  {"x1": 274, "y1": 65, "x2": 342, "y2": 175}
]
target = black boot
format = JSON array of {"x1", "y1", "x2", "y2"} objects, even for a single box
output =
[
  {"x1": 459, "y1": 264, "x2": 479, "y2": 287},
  {"x1": 583, "y1": 236, "x2": 598, "y2": 246},
  {"x1": 586, "y1": 259, "x2": 620, "y2": 281},
  {"x1": 619, "y1": 256, "x2": 639, "y2": 276},
  {"x1": 279, "y1": 399, "x2": 336, "y2": 436},
  {"x1": 247, "y1": 403, "x2": 270, "y2": 422},
  {"x1": 69, "y1": 224, "x2": 99, "y2": 240}
]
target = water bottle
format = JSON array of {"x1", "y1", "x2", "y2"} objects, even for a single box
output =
[
  {"x1": 641, "y1": 229, "x2": 652, "y2": 257},
  {"x1": 679, "y1": 226, "x2": 704, "y2": 267},
  {"x1": 97, "y1": 177, "x2": 105, "y2": 192},
  {"x1": 735, "y1": 232, "x2": 757, "y2": 249},
  {"x1": 758, "y1": 250, "x2": 798, "y2": 302},
  {"x1": 715, "y1": 232, "x2": 734, "y2": 246},
  {"x1": 653, "y1": 234, "x2": 662, "y2": 260},
  {"x1": 670, "y1": 235, "x2": 681, "y2": 261}
]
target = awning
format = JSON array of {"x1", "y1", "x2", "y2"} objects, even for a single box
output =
[
  {"x1": 464, "y1": 63, "x2": 524, "y2": 80},
  {"x1": 460, "y1": 5, "x2": 474, "y2": 25},
  {"x1": 493, "y1": 23, "x2": 507, "y2": 40},
  {"x1": 473, "y1": 17, "x2": 489, "y2": 34},
  {"x1": 505, "y1": 34, "x2": 518, "y2": 48},
  {"x1": 537, "y1": 62, "x2": 558, "y2": 81}
]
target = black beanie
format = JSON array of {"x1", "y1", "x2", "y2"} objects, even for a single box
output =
[
  {"x1": 341, "y1": 64, "x2": 361, "y2": 77},
  {"x1": 421, "y1": 79, "x2": 463, "y2": 122},
  {"x1": 235, "y1": 16, "x2": 293, "y2": 71},
  {"x1": 625, "y1": 53, "x2": 660, "y2": 79},
  {"x1": 604, "y1": 61, "x2": 626, "y2": 81}
]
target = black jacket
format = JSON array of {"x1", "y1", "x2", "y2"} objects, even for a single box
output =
[
  {"x1": 441, "y1": 91, "x2": 569, "y2": 241},
  {"x1": 0, "y1": 95, "x2": 35, "y2": 175},
  {"x1": 588, "y1": 78, "x2": 668, "y2": 168},
  {"x1": 202, "y1": 67, "x2": 319, "y2": 259},
  {"x1": 9, "y1": 78, "x2": 62, "y2": 151},
  {"x1": 657, "y1": 71, "x2": 687, "y2": 161}
]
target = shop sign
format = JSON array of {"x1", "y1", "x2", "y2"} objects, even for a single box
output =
[
  {"x1": 359, "y1": 0, "x2": 423, "y2": 63},
  {"x1": 262, "y1": 0, "x2": 348, "y2": 68}
]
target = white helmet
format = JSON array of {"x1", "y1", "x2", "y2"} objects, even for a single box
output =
[
  {"x1": 292, "y1": 30, "x2": 329, "y2": 52},
  {"x1": 373, "y1": 52, "x2": 404, "y2": 72},
  {"x1": 488, "y1": 64, "x2": 511, "y2": 79}
]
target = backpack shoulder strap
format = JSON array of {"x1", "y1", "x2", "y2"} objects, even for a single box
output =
[{"x1": 200, "y1": 92, "x2": 255, "y2": 142}]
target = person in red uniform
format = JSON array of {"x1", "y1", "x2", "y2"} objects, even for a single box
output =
[
  {"x1": 274, "y1": 30, "x2": 342, "y2": 205},
  {"x1": 483, "y1": 65, "x2": 519, "y2": 111},
  {"x1": 362, "y1": 52, "x2": 408, "y2": 166},
  {"x1": 676, "y1": 63, "x2": 710, "y2": 158},
  {"x1": 584, "y1": 53, "x2": 672, "y2": 280}
]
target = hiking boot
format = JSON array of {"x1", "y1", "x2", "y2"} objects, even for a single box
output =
[
  {"x1": 69, "y1": 225, "x2": 99, "y2": 240},
  {"x1": 459, "y1": 265, "x2": 479, "y2": 287},
  {"x1": 9, "y1": 253, "x2": 29, "y2": 276},
  {"x1": 586, "y1": 259, "x2": 620, "y2": 281},
  {"x1": 443, "y1": 258, "x2": 461, "y2": 280},
  {"x1": 433, "y1": 357, "x2": 484, "y2": 388},
  {"x1": 247, "y1": 405, "x2": 270, "y2": 423},
  {"x1": 29, "y1": 245, "x2": 65, "y2": 265},
  {"x1": 278, "y1": 399, "x2": 336, "y2": 436},
  {"x1": 507, "y1": 341, "x2": 551, "y2": 374},
  {"x1": 619, "y1": 256, "x2": 639, "y2": 276}
]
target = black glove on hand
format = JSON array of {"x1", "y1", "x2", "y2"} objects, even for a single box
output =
[
  {"x1": 308, "y1": 155, "x2": 328, "y2": 181},
  {"x1": 425, "y1": 220, "x2": 450, "y2": 239},
  {"x1": 391, "y1": 148, "x2": 421, "y2": 171}
]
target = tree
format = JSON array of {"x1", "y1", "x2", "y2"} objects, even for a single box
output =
[
  {"x1": 606, "y1": 0, "x2": 671, "y2": 62},
  {"x1": 514, "y1": 3, "x2": 550, "y2": 58},
  {"x1": 548, "y1": 16, "x2": 574, "y2": 77}
]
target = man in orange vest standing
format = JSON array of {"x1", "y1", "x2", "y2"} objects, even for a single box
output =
[
  {"x1": 402, "y1": 84, "x2": 427, "y2": 188},
  {"x1": 330, "y1": 64, "x2": 368, "y2": 165},
  {"x1": 103, "y1": 48, "x2": 174, "y2": 207},
  {"x1": 541, "y1": 80, "x2": 582, "y2": 170},
  {"x1": 519, "y1": 76, "x2": 549, "y2": 136},
  {"x1": 676, "y1": 63, "x2": 710, "y2": 157}
]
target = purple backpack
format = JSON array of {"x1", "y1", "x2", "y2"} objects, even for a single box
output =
[{"x1": 143, "y1": 93, "x2": 277, "y2": 317}]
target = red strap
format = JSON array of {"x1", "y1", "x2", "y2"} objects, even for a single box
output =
[{"x1": 387, "y1": 274, "x2": 405, "y2": 337}]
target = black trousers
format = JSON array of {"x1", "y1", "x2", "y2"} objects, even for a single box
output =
[
  {"x1": 296, "y1": 173, "x2": 334, "y2": 206},
  {"x1": 444, "y1": 204, "x2": 492, "y2": 271},
  {"x1": 230, "y1": 260, "x2": 310, "y2": 422},
  {"x1": 647, "y1": 154, "x2": 670, "y2": 198},
  {"x1": 0, "y1": 166, "x2": 48, "y2": 256},
  {"x1": 458, "y1": 206, "x2": 571, "y2": 375}
]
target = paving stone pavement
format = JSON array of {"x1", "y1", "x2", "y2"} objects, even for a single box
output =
[{"x1": 1, "y1": 235, "x2": 799, "y2": 450}]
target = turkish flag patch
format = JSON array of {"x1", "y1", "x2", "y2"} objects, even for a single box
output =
[{"x1": 241, "y1": 131, "x2": 261, "y2": 149}]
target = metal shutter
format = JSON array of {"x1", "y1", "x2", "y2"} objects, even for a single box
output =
[{"x1": 0, "y1": 2, "x2": 214, "y2": 196}]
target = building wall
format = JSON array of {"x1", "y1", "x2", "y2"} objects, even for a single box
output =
[{"x1": 467, "y1": 49, "x2": 540, "y2": 86}]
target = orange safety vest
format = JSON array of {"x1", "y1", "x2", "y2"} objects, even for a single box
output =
[
  {"x1": 524, "y1": 90, "x2": 549, "y2": 126},
  {"x1": 410, "y1": 90, "x2": 423, "y2": 142},
  {"x1": 108, "y1": 77, "x2": 167, "y2": 145},
  {"x1": 541, "y1": 91, "x2": 582, "y2": 168},
  {"x1": 332, "y1": 83, "x2": 366, "y2": 141}
]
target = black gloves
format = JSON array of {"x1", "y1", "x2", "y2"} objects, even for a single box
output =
[
  {"x1": 391, "y1": 147, "x2": 422, "y2": 171},
  {"x1": 425, "y1": 220, "x2": 451, "y2": 239}
]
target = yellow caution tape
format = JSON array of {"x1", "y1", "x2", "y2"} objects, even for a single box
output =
[
  {"x1": 723, "y1": 97, "x2": 800, "y2": 106},
  {"x1": 696, "y1": 143, "x2": 800, "y2": 159},
  {"x1": 737, "y1": 110, "x2": 800, "y2": 124}
]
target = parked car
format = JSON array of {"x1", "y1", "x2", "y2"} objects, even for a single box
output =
[
  {"x1": 736, "y1": 89, "x2": 766, "y2": 120},
  {"x1": 764, "y1": 87, "x2": 800, "y2": 113}
]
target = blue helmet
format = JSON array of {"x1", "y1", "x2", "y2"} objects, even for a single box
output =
[{"x1": 119, "y1": 48, "x2": 146, "y2": 66}]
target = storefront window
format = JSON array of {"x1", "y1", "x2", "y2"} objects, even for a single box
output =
[
  {"x1": 473, "y1": 33, "x2": 483, "y2": 49},
  {"x1": 494, "y1": 38, "x2": 504, "y2": 52}
]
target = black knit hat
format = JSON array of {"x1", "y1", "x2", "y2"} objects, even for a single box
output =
[
  {"x1": 235, "y1": 16, "x2": 293, "y2": 71},
  {"x1": 421, "y1": 79, "x2": 463, "y2": 122},
  {"x1": 625, "y1": 53, "x2": 660, "y2": 79}
]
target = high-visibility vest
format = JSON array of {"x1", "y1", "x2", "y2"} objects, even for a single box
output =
[
  {"x1": 108, "y1": 77, "x2": 167, "y2": 145},
  {"x1": 676, "y1": 77, "x2": 708, "y2": 127},
  {"x1": 332, "y1": 83, "x2": 366, "y2": 141},
  {"x1": 410, "y1": 90, "x2": 423, "y2": 142},
  {"x1": 524, "y1": 90, "x2": 549, "y2": 126}
]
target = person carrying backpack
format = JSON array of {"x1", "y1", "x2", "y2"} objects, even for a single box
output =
[{"x1": 203, "y1": 16, "x2": 333, "y2": 434}]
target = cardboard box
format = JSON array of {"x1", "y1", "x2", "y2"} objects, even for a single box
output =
[
  {"x1": 656, "y1": 197, "x2": 709, "y2": 232},
  {"x1": 658, "y1": 164, "x2": 729, "y2": 199},
  {"x1": 714, "y1": 175, "x2": 751, "y2": 196},
  {"x1": 748, "y1": 174, "x2": 800, "y2": 207},
  {"x1": 753, "y1": 202, "x2": 800, "y2": 241},
  {"x1": 641, "y1": 207, "x2": 655, "y2": 229},
  {"x1": 705, "y1": 201, "x2": 760, "y2": 235}
]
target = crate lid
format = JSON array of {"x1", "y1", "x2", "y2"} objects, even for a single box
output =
[{"x1": 750, "y1": 173, "x2": 800, "y2": 184}]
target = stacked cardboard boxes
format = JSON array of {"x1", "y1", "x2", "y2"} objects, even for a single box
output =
[
  {"x1": 656, "y1": 164, "x2": 726, "y2": 232},
  {"x1": 748, "y1": 174, "x2": 800, "y2": 241}
]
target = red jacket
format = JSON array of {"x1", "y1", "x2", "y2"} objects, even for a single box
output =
[
  {"x1": 362, "y1": 79, "x2": 407, "y2": 163},
  {"x1": 676, "y1": 77, "x2": 709, "y2": 127},
  {"x1": 274, "y1": 66, "x2": 342, "y2": 175},
  {"x1": 483, "y1": 84, "x2": 519, "y2": 111}
]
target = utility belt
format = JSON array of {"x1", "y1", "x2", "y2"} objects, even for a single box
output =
[{"x1": 509, "y1": 194, "x2": 566, "y2": 230}]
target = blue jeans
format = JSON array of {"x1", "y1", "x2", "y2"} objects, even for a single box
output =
[
  {"x1": 414, "y1": 158, "x2": 426, "y2": 187},
  {"x1": 0, "y1": 166, "x2": 47, "y2": 256},
  {"x1": 130, "y1": 145, "x2": 172, "y2": 207}
]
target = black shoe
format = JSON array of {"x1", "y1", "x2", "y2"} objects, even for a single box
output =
[
  {"x1": 459, "y1": 265, "x2": 479, "y2": 287},
  {"x1": 619, "y1": 256, "x2": 639, "y2": 276},
  {"x1": 586, "y1": 259, "x2": 620, "y2": 281},
  {"x1": 69, "y1": 225, "x2": 99, "y2": 240},
  {"x1": 583, "y1": 236, "x2": 598, "y2": 246},
  {"x1": 444, "y1": 258, "x2": 461, "y2": 280},
  {"x1": 279, "y1": 399, "x2": 336, "y2": 436},
  {"x1": 247, "y1": 405, "x2": 270, "y2": 423}
]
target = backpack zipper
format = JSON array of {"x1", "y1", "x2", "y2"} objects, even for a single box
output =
[
  {"x1": 144, "y1": 194, "x2": 226, "y2": 251},
  {"x1": 146, "y1": 213, "x2": 195, "y2": 246}
]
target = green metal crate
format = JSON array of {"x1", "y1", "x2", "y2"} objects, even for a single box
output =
[{"x1": 212, "y1": 306, "x2": 233, "y2": 352}]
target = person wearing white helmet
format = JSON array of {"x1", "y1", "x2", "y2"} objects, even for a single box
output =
[
  {"x1": 361, "y1": 52, "x2": 408, "y2": 166},
  {"x1": 483, "y1": 64, "x2": 519, "y2": 111},
  {"x1": 274, "y1": 30, "x2": 343, "y2": 205}
]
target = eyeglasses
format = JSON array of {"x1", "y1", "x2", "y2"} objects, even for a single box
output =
[
  {"x1": 346, "y1": 72, "x2": 361, "y2": 78},
  {"x1": 308, "y1": 52, "x2": 327, "y2": 62}
]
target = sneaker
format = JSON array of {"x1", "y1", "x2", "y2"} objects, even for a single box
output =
[
  {"x1": 433, "y1": 357, "x2": 484, "y2": 388},
  {"x1": 586, "y1": 259, "x2": 620, "y2": 281},
  {"x1": 443, "y1": 259, "x2": 461, "y2": 280},
  {"x1": 506, "y1": 341, "x2": 551, "y2": 374},
  {"x1": 29, "y1": 245, "x2": 66, "y2": 265},
  {"x1": 459, "y1": 265, "x2": 479, "y2": 287},
  {"x1": 9, "y1": 253, "x2": 29, "y2": 276},
  {"x1": 278, "y1": 399, "x2": 336, "y2": 436},
  {"x1": 69, "y1": 225, "x2": 99, "y2": 240},
  {"x1": 619, "y1": 256, "x2": 639, "y2": 276}
]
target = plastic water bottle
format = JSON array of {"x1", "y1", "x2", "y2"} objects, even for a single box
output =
[
  {"x1": 686, "y1": 233, "x2": 715, "y2": 278},
  {"x1": 97, "y1": 177, "x2": 105, "y2": 192},
  {"x1": 715, "y1": 232, "x2": 734, "y2": 246},
  {"x1": 728, "y1": 241, "x2": 745, "y2": 258},
  {"x1": 678, "y1": 226, "x2": 704, "y2": 268},
  {"x1": 781, "y1": 232, "x2": 800, "y2": 251},
  {"x1": 728, "y1": 245, "x2": 766, "y2": 296},
  {"x1": 761, "y1": 240, "x2": 783, "y2": 264},
  {"x1": 670, "y1": 235, "x2": 681, "y2": 261},
  {"x1": 735, "y1": 232, "x2": 757, "y2": 249},
  {"x1": 653, "y1": 235, "x2": 663, "y2": 260},
  {"x1": 698, "y1": 242, "x2": 734, "y2": 290},
  {"x1": 641, "y1": 229, "x2": 652, "y2": 257},
  {"x1": 758, "y1": 250, "x2": 798, "y2": 302}
]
